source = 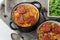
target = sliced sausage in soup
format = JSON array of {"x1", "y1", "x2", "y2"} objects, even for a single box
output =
[
  {"x1": 17, "y1": 15, "x2": 24, "y2": 24},
  {"x1": 27, "y1": 16, "x2": 35, "y2": 24},
  {"x1": 41, "y1": 23, "x2": 51, "y2": 33},
  {"x1": 43, "y1": 35, "x2": 52, "y2": 40},
  {"x1": 16, "y1": 6, "x2": 25, "y2": 14}
]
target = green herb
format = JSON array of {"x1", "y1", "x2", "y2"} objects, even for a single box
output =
[{"x1": 49, "y1": 0, "x2": 60, "y2": 16}]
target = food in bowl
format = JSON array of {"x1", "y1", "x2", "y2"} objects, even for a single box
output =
[
  {"x1": 12, "y1": 3, "x2": 39, "y2": 27},
  {"x1": 37, "y1": 21, "x2": 60, "y2": 40},
  {"x1": 49, "y1": 0, "x2": 60, "y2": 16}
]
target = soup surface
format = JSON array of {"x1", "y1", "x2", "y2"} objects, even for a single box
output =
[
  {"x1": 12, "y1": 3, "x2": 39, "y2": 27},
  {"x1": 37, "y1": 21, "x2": 60, "y2": 40}
]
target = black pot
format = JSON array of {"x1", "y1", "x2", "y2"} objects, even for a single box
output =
[{"x1": 10, "y1": 1, "x2": 45, "y2": 32}]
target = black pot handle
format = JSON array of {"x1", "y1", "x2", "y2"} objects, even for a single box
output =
[
  {"x1": 10, "y1": 22, "x2": 18, "y2": 30},
  {"x1": 40, "y1": 8, "x2": 48, "y2": 23},
  {"x1": 31, "y1": 1, "x2": 42, "y2": 10},
  {"x1": 40, "y1": 8, "x2": 47, "y2": 22}
]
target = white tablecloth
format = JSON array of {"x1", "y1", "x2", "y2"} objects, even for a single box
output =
[{"x1": 0, "y1": 19, "x2": 16, "y2": 40}]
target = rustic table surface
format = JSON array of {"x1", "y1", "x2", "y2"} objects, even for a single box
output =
[{"x1": 0, "y1": 0, "x2": 48, "y2": 40}]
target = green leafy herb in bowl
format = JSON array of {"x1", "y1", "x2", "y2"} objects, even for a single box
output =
[{"x1": 49, "y1": 0, "x2": 60, "y2": 17}]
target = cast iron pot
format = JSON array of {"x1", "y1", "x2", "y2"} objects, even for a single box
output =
[{"x1": 10, "y1": 1, "x2": 44, "y2": 32}]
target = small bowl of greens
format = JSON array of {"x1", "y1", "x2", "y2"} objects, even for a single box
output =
[{"x1": 48, "y1": 0, "x2": 60, "y2": 17}]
